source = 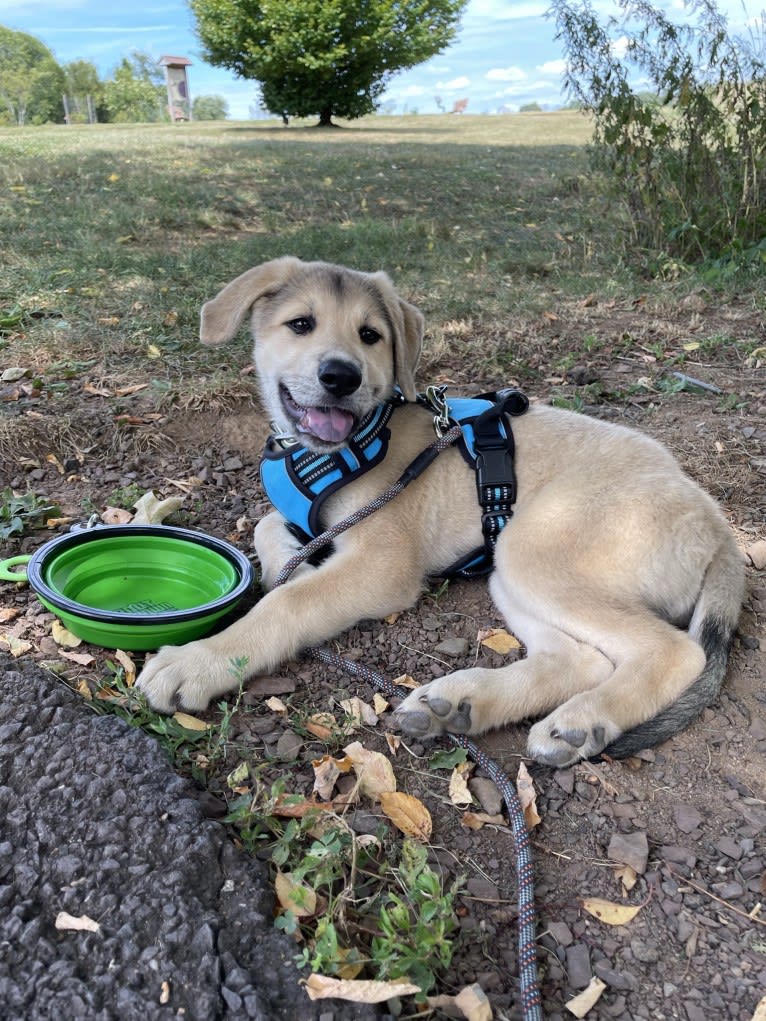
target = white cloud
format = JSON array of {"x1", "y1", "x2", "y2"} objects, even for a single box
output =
[
  {"x1": 494, "y1": 79, "x2": 559, "y2": 97},
  {"x1": 435, "y1": 76, "x2": 471, "y2": 91},
  {"x1": 486, "y1": 66, "x2": 526, "y2": 82},
  {"x1": 611, "y1": 35, "x2": 630, "y2": 58},
  {"x1": 537, "y1": 59, "x2": 566, "y2": 75}
]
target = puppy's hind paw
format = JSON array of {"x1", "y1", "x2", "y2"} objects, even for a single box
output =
[{"x1": 527, "y1": 709, "x2": 619, "y2": 767}]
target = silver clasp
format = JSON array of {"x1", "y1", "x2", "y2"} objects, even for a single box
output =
[{"x1": 424, "y1": 384, "x2": 451, "y2": 437}]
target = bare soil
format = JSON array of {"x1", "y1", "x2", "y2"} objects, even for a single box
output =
[{"x1": 1, "y1": 294, "x2": 765, "y2": 1021}]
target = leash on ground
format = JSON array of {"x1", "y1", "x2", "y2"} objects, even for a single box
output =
[{"x1": 271, "y1": 424, "x2": 544, "y2": 1021}]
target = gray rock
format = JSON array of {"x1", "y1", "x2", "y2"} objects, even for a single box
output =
[{"x1": 608, "y1": 830, "x2": 650, "y2": 874}]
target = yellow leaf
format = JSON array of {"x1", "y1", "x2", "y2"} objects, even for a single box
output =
[
  {"x1": 614, "y1": 864, "x2": 638, "y2": 892},
  {"x1": 516, "y1": 761, "x2": 541, "y2": 829},
  {"x1": 172, "y1": 711, "x2": 209, "y2": 731},
  {"x1": 580, "y1": 897, "x2": 642, "y2": 926},
  {"x1": 114, "y1": 648, "x2": 136, "y2": 684},
  {"x1": 379, "y1": 791, "x2": 432, "y2": 841},
  {"x1": 454, "y1": 983, "x2": 493, "y2": 1021},
  {"x1": 339, "y1": 696, "x2": 378, "y2": 727},
  {"x1": 3, "y1": 635, "x2": 32, "y2": 657},
  {"x1": 52, "y1": 619, "x2": 82, "y2": 648},
  {"x1": 373, "y1": 693, "x2": 389, "y2": 714},
  {"x1": 750, "y1": 995, "x2": 766, "y2": 1021},
  {"x1": 682, "y1": 341, "x2": 700, "y2": 351},
  {"x1": 391, "y1": 673, "x2": 418, "y2": 690},
  {"x1": 566, "y1": 976, "x2": 607, "y2": 1018},
  {"x1": 275, "y1": 870, "x2": 317, "y2": 917},
  {"x1": 449, "y1": 761, "x2": 473, "y2": 806},
  {"x1": 146, "y1": 343, "x2": 162, "y2": 359},
  {"x1": 108, "y1": 173, "x2": 120, "y2": 182},
  {"x1": 343, "y1": 741, "x2": 396, "y2": 801},
  {"x1": 305, "y1": 711, "x2": 335, "y2": 738},
  {"x1": 479, "y1": 627, "x2": 521, "y2": 654},
  {"x1": 76, "y1": 678, "x2": 93, "y2": 700},
  {"x1": 304, "y1": 974, "x2": 420, "y2": 1002}
]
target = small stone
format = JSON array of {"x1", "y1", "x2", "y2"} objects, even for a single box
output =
[
  {"x1": 607, "y1": 830, "x2": 649, "y2": 874},
  {"x1": 565, "y1": 943, "x2": 592, "y2": 989},
  {"x1": 547, "y1": 921, "x2": 574, "y2": 947},
  {"x1": 468, "y1": 777, "x2": 503, "y2": 816},
  {"x1": 433, "y1": 637, "x2": 470, "y2": 657},
  {"x1": 746, "y1": 539, "x2": 766, "y2": 570},
  {"x1": 275, "y1": 730, "x2": 303, "y2": 760},
  {"x1": 554, "y1": 769, "x2": 575, "y2": 794},
  {"x1": 673, "y1": 804, "x2": 703, "y2": 833},
  {"x1": 715, "y1": 836, "x2": 743, "y2": 860},
  {"x1": 660, "y1": 845, "x2": 697, "y2": 867},
  {"x1": 711, "y1": 881, "x2": 744, "y2": 900},
  {"x1": 465, "y1": 877, "x2": 499, "y2": 901},
  {"x1": 630, "y1": 938, "x2": 659, "y2": 963},
  {"x1": 594, "y1": 961, "x2": 638, "y2": 991}
]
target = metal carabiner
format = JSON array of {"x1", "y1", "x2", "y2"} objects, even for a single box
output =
[{"x1": 424, "y1": 384, "x2": 451, "y2": 437}]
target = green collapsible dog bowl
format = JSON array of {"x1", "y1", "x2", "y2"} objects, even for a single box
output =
[{"x1": 2, "y1": 525, "x2": 254, "y2": 651}]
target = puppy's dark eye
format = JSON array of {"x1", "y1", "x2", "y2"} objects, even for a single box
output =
[
  {"x1": 286, "y1": 316, "x2": 315, "y2": 336},
  {"x1": 359, "y1": 325, "x2": 382, "y2": 346}
]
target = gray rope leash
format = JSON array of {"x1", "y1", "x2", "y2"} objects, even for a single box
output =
[{"x1": 270, "y1": 425, "x2": 543, "y2": 1020}]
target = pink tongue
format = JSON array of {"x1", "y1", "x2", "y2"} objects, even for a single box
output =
[{"x1": 300, "y1": 406, "x2": 355, "y2": 443}]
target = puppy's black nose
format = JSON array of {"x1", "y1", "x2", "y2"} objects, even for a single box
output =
[{"x1": 318, "y1": 358, "x2": 362, "y2": 397}]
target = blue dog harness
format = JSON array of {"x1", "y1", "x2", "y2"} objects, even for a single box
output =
[{"x1": 260, "y1": 388, "x2": 529, "y2": 578}]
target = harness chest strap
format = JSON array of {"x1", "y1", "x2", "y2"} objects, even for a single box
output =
[{"x1": 259, "y1": 388, "x2": 529, "y2": 578}]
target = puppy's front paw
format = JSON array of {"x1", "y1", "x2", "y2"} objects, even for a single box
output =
[
  {"x1": 394, "y1": 673, "x2": 481, "y2": 739},
  {"x1": 527, "y1": 702, "x2": 620, "y2": 767},
  {"x1": 136, "y1": 640, "x2": 236, "y2": 713}
]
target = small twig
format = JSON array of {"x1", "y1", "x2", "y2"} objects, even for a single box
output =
[{"x1": 666, "y1": 864, "x2": 766, "y2": 927}]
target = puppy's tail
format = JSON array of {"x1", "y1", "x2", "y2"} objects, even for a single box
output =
[{"x1": 603, "y1": 539, "x2": 745, "y2": 759}]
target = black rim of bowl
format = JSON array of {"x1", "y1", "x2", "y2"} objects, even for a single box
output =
[{"x1": 27, "y1": 525, "x2": 254, "y2": 626}]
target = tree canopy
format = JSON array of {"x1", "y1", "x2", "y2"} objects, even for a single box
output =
[
  {"x1": 0, "y1": 26, "x2": 64, "y2": 125},
  {"x1": 189, "y1": 0, "x2": 468, "y2": 125}
]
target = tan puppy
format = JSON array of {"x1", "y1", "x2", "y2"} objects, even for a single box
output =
[{"x1": 136, "y1": 257, "x2": 744, "y2": 767}]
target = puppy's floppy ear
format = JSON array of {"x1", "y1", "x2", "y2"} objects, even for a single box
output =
[
  {"x1": 394, "y1": 297, "x2": 424, "y2": 403},
  {"x1": 200, "y1": 256, "x2": 303, "y2": 346}
]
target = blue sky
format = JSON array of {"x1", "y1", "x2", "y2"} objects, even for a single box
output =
[{"x1": 0, "y1": 0, "x2": 758, "y2": 118}]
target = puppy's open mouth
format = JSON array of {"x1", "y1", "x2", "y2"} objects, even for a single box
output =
[{"x1": 280, "y1": 385, "x2": 356, "y2": 444}]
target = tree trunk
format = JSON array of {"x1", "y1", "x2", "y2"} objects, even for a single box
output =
[{"x1": 317, "y1": 106, "x2": 335, "y2": 127}]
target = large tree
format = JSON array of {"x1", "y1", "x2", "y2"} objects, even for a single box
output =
[
  {"x1": 0, "y1": 25, "x2": 64, "y2": 125},
  {"x1": 189, "y1": 0, "x2": 468, "y2": 125}
]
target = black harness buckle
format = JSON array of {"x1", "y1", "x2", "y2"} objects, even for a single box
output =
[{"x1": 472, "y1": 389, "x2": 529, "y2": 553}]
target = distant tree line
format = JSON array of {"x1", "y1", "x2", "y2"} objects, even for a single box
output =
[{"x1": 0, "y1": 25, "x2": 229, "y2": 125}]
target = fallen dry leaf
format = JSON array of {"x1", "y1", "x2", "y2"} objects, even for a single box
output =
[
  {"x1": 750, "y1": 995, "x2": 766, "y2": 1021},
  {"x1": 275, "y1": 870, "x2": 317, "y2": 917},
  {"x1": 312, "y1": 754, "x2": 352, "y2": 800},
  {"x1": 55, "y1": 911, "x2": 101, "y2": 934},
  {"x1": 478, "y1": 627, "x2": 521, "y2": 654},
  {"x1": 172, "y1": 711, "x2": 210, "y2": 731},
  {"x1": 565, "y1": 976, "x2": 607, "y2": 1017},
  {"x1": 384, "y1": 732, "x2": 401, "y2": 755},
  {"x1": 462, "y1": 811, "x2": 507, "y2": 830},
  {"x1": 449, "y1": 761, "x2": 474, "y2": 806},
  {"x1": 372, "y1": 693, "x2": 389, "y2": 714},
  {"x1": 339, "y1": 696, "x2": 378, "y2": 727},
  {"x1": 51, "y1": 620, "x2": 82, "y2": 648},
  {"x1": 455, "y1": 982, "x2": 493, "y2": 1021},
  {"x1": 305, "y1": 711, "x2": 336, "y2": 739},
  {"x1": 132, "y1": 491, "x2": 185, "y2": 525},
  {"x1": 304, "y1": 974, "x2": 420, "y2": 1002},
  {"x1": 76, "y1": 679, "x2": 93, "y2": 700},
  {"x1": 391, "y1": 673, "x2": 418, "y2": 690},
  {"x1": 343, "y1": 741, "x2": 396, "y2": 801},
  {"x1": 516, "y1": 761, "x2": 541, "y2": 830},
  {"x1": 265, "y1": 696, "x2": 288, "y2": 714},
  {"x1": 113, "y1": 648, "x2": 136, "y2": 685},
  {"x1": 0, "y1": 608, "x2": 21, "y2": 623},
  {"x1": 59, "y1": 650, "x2": 95, "y2": 666},
  {"x1": 101, "y1": 506, "x2": 134, "y2": 525},
  {"x1": 380, "y1": 791, "x2": 432, "y2": 841},
  {"x1": 159, "y1": 980, "x2": 171, "y2": 1005},
  {"x1": 615, "y1": 864, "x2": 638, "y2": 893},
  {"x1": 2, "y1": 635, "x2": 33, "y2": 657},
  {"x1": 580, "y1": 897, "x2": 643, "y2": 926}
]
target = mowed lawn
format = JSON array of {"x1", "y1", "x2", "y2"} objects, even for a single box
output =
[{"x1": 1, "y1": 111, "x2": 625, "y2": 403}]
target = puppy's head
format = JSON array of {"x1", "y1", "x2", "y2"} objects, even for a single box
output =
[{"x1": 200, "y1": 257, "x2": 423, "y2": 452}]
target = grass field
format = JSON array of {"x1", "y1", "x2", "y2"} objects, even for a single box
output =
[
  {"x1": 0, "y1": 110, "x2": 760, "y2": 417},
  {"x1": 0, "y1": 112, "x2": 627, "y2": 395}
]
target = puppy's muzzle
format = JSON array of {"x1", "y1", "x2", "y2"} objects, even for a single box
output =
[{"x1": 318, "y1": 358, "x2": 362, "y2": 398}]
